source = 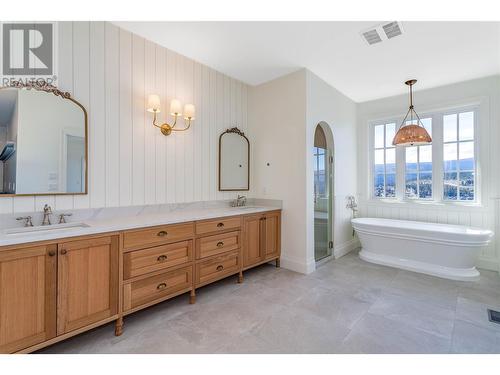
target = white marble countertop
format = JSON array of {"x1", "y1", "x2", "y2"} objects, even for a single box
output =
[{"x1": 0, "y1": 205, "x2": 280, "y2": 248}]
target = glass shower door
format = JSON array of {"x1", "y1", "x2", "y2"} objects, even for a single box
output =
[{"x1": 314, "y1": 146, "x2": 332, "y2": 261}]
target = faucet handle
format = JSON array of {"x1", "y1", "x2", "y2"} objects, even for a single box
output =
[
  {"x1": 58, "y1": 213, "x2": 73, "y2": 224},
  {"x1": 16, "y1": 216, "x2": 33, "y2": 227},
  {"x1": 44, "y1": 204, "x2": 53, "y2": 213}
]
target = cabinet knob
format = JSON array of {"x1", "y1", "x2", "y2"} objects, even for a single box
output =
[
  {"x1": 60, "y1": 249, "x2": 67, "y2": 255},
  {"x1": 157, "y1": 231, "x2": 168, "y2": 237},
  {"x1": 216, "y1": 241, "x2": 224, "y2": 248},
  {"x1": 48, "y1": 250, "x2": 56, "y2": 257},
  {"x1": 157, "y1": 255, "x2": 168, "y2": 262},
  {"x1": 216, "y1": 222, "x2": 224, "y2": 228},
  {"x1": 216, "y1": 265, "x2": 224, "y2": 271},
  {"x1": 156, "y1": 283, "x2": 167, "y2": 290}
]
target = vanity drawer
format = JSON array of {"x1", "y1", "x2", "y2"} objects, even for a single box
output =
[
  {"x1": 195, "y1": 250, "x2": 240, "y2": 287},
  {"x1": 123, "y1": 222, "x2": 194, "y2": 250},
  {"x1": 123, "y1": 265, "x2": 192, "y2": 311},
  {"x1": 196, "y1": 231, "x2": 240, "y2": 259},
  {"x1": 195, "y1": 216, "x2": 241, "y2": 235},
  {"x1": 123, "y1": 240, "x2": 193, "y2": 279}
]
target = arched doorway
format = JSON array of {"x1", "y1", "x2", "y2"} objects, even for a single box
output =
[{"x1": 313, "y1": 122, "x2": 334, "y2": 262}]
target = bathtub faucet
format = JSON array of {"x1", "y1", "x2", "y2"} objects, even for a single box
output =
[{"x1": 346, "y1": 195, "x2": 358, "y2": 217}]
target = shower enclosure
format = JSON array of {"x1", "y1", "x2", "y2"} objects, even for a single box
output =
[{"x1": 313, "y1": 124, "x2": 333, "y2": 262}]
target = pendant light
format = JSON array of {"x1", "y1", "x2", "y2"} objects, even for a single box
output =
[{"x1": 392, "y1": 79, "x2": 432, "y2": 146}]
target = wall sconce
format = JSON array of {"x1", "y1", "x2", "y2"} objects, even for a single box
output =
[{"x1": 147, "y1": 94, "x2": 195, "y2": 136}]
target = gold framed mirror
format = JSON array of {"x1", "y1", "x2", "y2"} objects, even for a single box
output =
[
  {"x1": 0, "y1": 80, "x2": 88, "y2": 196},
  {"x1": 218, "y1": 127, "x2": 250, "y2": 191}
]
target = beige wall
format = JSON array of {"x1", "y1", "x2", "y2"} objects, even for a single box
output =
[
  {"x1": 249, "y1": 69, "x2": 358, "y2": 273},
  {"x1": 249, "y1": 69, "x2": 309, "y2": 272}
]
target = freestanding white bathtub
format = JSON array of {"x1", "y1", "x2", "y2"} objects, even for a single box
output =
[{"x1": 351, "y1": 217, "x2": 494, "y2": 281}]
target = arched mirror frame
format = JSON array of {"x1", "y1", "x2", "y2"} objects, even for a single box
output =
[
  {"x1": 0, "y1": 79, "x2": 88, "y2": 196},
  {"x1": 218, "y1": 127, "x2": 250, "y2": 191}
]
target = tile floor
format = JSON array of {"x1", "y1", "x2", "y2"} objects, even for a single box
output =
[{"x1": 38, "y1": 250, "x2": 500, "y2": 354}]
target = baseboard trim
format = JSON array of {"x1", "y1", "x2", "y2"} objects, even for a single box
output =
[
  {"x1": 280, "y1": 255, "x2": 315, "y2": 274},
  {"x1": 477, "y1": 256, "x2": 499, "y2": 272},
  {"x1": 334, "y1": 238, "x2": 360, "y2": 259}
]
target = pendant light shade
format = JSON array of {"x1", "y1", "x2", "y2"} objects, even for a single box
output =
[{"x1": 392, "y1": 79, "x2": 432, "y2": 146}]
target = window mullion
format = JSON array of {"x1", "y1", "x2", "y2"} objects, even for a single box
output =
[
  {"x1": 433, "y1": 114, "x2": 443, "y2": 202},
  {"x1": 395, "y1": 130, "x2": 405, "y2": 200}
]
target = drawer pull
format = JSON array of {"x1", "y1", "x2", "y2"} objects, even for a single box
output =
[
  {"x1": 48, "y1": 250, "x2": 56, "y2": 257},
  {"x1": 216, "y1": 265, "x2": 224, "y2": 271},
  {"x1": 216, "y1": 241, "x2": 224, "y2": 248},
  {"x1": 156, "y1": 282, "x2": 167, "y2": 290},
  {"x1": 216, "y1": 222, "x2": 224, "y2": 228},
  {"x1": 60, "y1": 249, "x2": 67, "y2": 255},
  {"x1": 157, "y1": 230, "x2": 168, "y2": 237},
  {"x1": 157, "y1": 254, "x2": 168, "y2": 262}
]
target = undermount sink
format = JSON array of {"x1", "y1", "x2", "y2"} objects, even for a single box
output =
[{"x1": 4, "y1": 222, "x2": 90, "y2": 235}]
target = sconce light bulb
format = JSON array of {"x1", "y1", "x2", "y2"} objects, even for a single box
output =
[
  {"x1": 147, "y1": 94, "x2": 161, "y2": 113},
  {"x1": 183, "y1": 104, "x2": 195, "y2": 120},
  {"x1": 170, "y1": 99, "x2": 182, "y2": 117}
]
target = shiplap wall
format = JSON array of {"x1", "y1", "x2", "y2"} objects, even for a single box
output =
[{"x1": 0, "y1": 21, "x2": 249, "y2": 214}]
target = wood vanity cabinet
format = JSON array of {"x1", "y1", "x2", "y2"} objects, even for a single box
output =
[
  {"x1": 0, "y1": 209, "x2": 280, "y2": 353},
  {"x1": 0, "y1": 245, "x2": 57, "y2": 353},
  {"x1": 243, "y1": 211, "x2": 281, "y2": 269},
  {"x1": 57, "y1": 236, "x2": 119, "y2": 335}
]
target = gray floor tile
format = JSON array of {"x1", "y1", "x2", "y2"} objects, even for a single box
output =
[
  {"x1": 36, "y1": 250, "x2": 500, "y2": 354},
  {"x1": 368, "y1": 291, "x2": 456, "y2": 339},
  {"x1": 451, "y1": 319, "x2": 500, "y2": 354},
  {"x1": 340, "y1": 313, "x2": 451, "y2": 354},
  {"x1": 455, "y1": 297, "x2": 500, "y2": 333}
]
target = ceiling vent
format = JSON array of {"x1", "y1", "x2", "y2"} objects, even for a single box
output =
[
  {"x1": 362, "y1": 29, "x2": 382, "y2": 45},
  {"x1": 361, "y1": 21, "x2": 404, "y2": 45}
]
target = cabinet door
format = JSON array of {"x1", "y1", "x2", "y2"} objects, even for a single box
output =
[
  {"x1": 0, "y1": 245, "x2": 57, "y2": 353},
  {"x1": 264, "y1": 212, "x2": 281, "y2": 260},
  {"x1": 242, "y1": 214, "x2": 264, "y2": 268},
  {"x1": 57, "y1": 236, "x2": 119, "y2": 335}
]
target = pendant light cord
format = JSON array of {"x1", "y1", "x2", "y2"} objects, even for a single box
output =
[{"x1": 398, "y1": 80, "x2": 424, "y2": 130}]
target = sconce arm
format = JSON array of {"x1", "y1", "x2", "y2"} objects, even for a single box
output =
[
  {"x1": 152, "y1": 110, "x2": 163, "y2": 129},
  {"x1": 171, "y1": 118, "x2": 192, "y2": 132}
]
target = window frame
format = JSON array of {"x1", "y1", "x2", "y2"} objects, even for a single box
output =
[
  {"x1": 372, "y1": 122, "x2": 397, "y2": 199},
  {"x1": 368, "y1": 104, "x2": 480, "y2": 205}
]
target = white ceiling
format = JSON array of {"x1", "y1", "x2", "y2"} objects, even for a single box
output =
[{"x1": 115, "y1": 21, "x2": 500, "y2": 103}]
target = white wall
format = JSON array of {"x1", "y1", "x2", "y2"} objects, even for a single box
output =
[
  {"x1": 0, "y1": 21, "x2": 250, "y2": 213},
  {"x1": 249, "y1": 69, "x2": 358, "y2": 273},
  {"x1": 357, "y1": 76, "x2": 500, "y2": 271},
  {"x1": 249, "y1": 69, "x2": 309, "y2": 272},
  {"x1": 306, "y1": 71, "x2": 358, "y2": 265}
]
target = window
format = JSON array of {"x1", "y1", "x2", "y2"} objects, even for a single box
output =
[
  {"x1": 313, "y1": 147, "x2": 327, "y2": 197},
  {"x1": 443, "y1": 111, "x2": 475, "y2": 201},
  {"x1": 371, "y1": 106, "x2": 478, "y2": 203},
  {"x1": 373, "y1": 123, "x2": 396, "y2": 198},
  {"x1": 405, "y1": 118, "x2": 432, "y2": 199}
]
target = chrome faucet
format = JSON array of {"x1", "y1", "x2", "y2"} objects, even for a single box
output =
[
  {"x1": 42, "y1": 204, "x2": 53, "y2": 226},
  {"x1": 16, "y1": 216, "x2": 33, "y2": 227},
  {"x1": 346, "y1": 195, "x2": 358, "y2": 217},
  {"x1": 58, "y1": 213, "x2": 73, "y2": 224},
  {"x1": 231, "y1": 195, "x2": 247, "y2": 207}
]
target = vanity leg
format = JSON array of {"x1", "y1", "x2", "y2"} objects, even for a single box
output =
[
  {"x1": 114, "y1": 317, "x2": 124, "y2": 336},
  {"x1": 189, "y1": 289, "x2": 196, "y2": 304},
  {"x1": 275, "y1": 258, "x2": 280, "y2": 268},
  {"x1": 237, "y1": 270, "x2": 244, "y2": 283}
]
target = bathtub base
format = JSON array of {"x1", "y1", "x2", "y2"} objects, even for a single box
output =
[{"x1": 359, "y1": 249, "x2": 480, "y2": 281}]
